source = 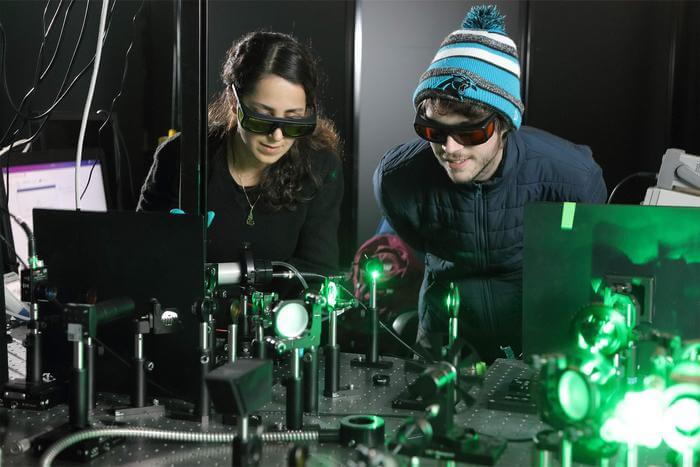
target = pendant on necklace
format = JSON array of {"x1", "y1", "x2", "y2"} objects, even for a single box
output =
[{"x1": 246, "y1": 210, "x2": 255, "y2": 226}]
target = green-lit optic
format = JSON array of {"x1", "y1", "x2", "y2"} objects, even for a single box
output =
[
  {"x1": 364, "y1": 258, "x2": 383, "y2": 282},
  {"x1": 680, "y1": 342, "x2": 700, "y2": 364},
  {"x1": 573, "y1": 304, "x2": 629, "y2": 356},
  {"x1": 662, "y1": 383, "x2": 700, "y2": 453},
  {"x1": 668, "y1": 397, "x2": 699, "y2": 433},
  {"x1": 274, "y1": 301, "x2": 309, "y2": 339},
  {"x1": 600, "y1": 389, "x2": 665, "y2": 448},
  {"x1": 445, "y1": 282, "x2": 460, "y2": 317},
  {"x1": 325, "y1": 281, "x2": 338, "y2": 308},
  {"x1": 558, "y1": 370, "x2": 591, "y2": 421},
  {"x1": 538, "y1": 354, "x2": 622, "y2": 430}
]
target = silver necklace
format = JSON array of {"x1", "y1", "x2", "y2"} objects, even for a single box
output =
[{"x1": 239, "y1": 178, "x2": 261, "y2": 226}]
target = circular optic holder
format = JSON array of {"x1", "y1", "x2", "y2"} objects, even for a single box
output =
[
  {"x1": 537, "y1": 353, "x2": 622, "y2": 429},
  {"x1": 572, "y1": 303, "x2": 629, "y2": 356},
  {"x1": 273, "y1": 300, "x2": 309, "y2": 339}
]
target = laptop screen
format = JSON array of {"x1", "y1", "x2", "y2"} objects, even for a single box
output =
[{"x1": 3, "y1": 158, "x2": 107, "y2": 267}]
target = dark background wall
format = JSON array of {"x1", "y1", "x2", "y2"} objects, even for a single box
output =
[
  {"x1": 1, "y1": 0, "x2": 699, "y2": 270},
  {"x1": 524, "y1": 1, "x2": 700, "y2": 204}
]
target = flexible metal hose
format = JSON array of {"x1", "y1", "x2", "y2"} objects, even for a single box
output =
[
  {"x1": 39, "y1": 427, "x2": 322, "y2": 467},
  {"x1": 261, "y1": 430, "x2": 319, "y2": 443}
]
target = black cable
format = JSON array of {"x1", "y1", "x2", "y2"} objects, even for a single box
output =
[
  {"x1": 0, "y1": 231, "x2": 26, "y2": 270},
  {"x1": 41, "y1": 0, "x2": 52, "y2": 33},
  {"x1": 31, "y1": 0, "x2": 66, "y2": 87},
  {"x1": 0, "y1": 0, "x2": 59, "y2": 116},
  {"x1": 299, "y1": 272, "x2": 327, "y2": 281},
  {"x1": 116, "y1": 120, "x2": 135, "y2": 201},
  {"x1": 0, "y1": 205, "x2": 34, "y2": 269},
  {"x1": 97, "y1": 0, "x2": 144, "y2": 134},
  {"x1": 80, "y1": 0, "x2": 144, "y2": 204},
  {"x1": 1, "y1": 0, "x2": 117, "y2": 137},
  {"x1": 38, "y1": 0, "x2": 77, "y2": 82},
  {"x1": 2, "y1": 0, "x2": 105, "y2": 212},
  {"x1": 0, "y1": 0, "x2": 89, "y2": 147},
  {"x1": 271, "y1": 261, "x2": 309, "y2": 289},
  {"x1": 607, "y1": 171, "x2": 657, "y2": 204},
  {"x1": 0, "y1": 0, "x2": 64, "y2": 198},
  {"x1": 0, "y1": 0, "x2": 67, "y2": 126},
  {"x1": 79, "y1": 159, "x2": 98, "y2": 200}
]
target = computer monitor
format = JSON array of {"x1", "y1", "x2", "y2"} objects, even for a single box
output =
[
  {"x1": 523, "y1": 202, "x2": 700, "y2": 356},
  {"x1": 2, "y1": 149, "x2": 108, "y2": 268}
]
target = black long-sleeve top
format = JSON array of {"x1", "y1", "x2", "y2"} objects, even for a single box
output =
[{"x1": 136, "y1": 132, "x2": 344, "y2": 275}]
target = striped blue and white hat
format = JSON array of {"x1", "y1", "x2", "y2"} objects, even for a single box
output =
[{"x1": 413, "y1": 5, "x2": 524, "y2": 130}]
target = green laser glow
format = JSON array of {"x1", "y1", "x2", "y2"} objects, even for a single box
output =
[
  {"x1": 558, "y1": 370, "x2": 590, "y2": 422},
  {"x1": 600, "y1": 389, "x2": 665, "y2": 448},
  {"x1": 364, "y1": 258, "x2": 383, "y2": 282},
  {"x1": 325, "y1": 281, "x2": 338, "y2": 308},
  {"x1": 574, "y1": 304, "x2": 629, "y2": 356},
  {"x1": 445, "y1": 282, "x2": 460, "y2": 317},
  {"x1": 669, "y1": 397, "x2": 699, "y2": 433},
  {"x1": 274, "y1": 301, "x2": 309, "y2": 339},
  {"x1": 560, "y1": 202, "x2": 576, "y2": 230},
  {"x1": 663, "y1": 383, "x2": 700, "y2": 452}
]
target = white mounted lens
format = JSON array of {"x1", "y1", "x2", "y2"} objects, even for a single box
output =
[{"x1": 274, "y1": 301, "x2": 309, "y2": 338}]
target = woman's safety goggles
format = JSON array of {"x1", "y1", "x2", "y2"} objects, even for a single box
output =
[
  {"x1": 232, "y1": 84, "x2": 316, "y2": 138},
  {"x1": 413, "y1": 111, "x2": 497, "y2": 146}
]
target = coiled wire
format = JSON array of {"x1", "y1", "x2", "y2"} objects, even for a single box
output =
[
  {"x1": 261, "y1": 430, "x2": 318, "y2": 443},
  {"x1": 39, "y1": 427, "x2": 321, "y2": 467}
]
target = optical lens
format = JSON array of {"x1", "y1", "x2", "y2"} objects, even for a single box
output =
[
  {"x1": 558, "y1": 370, "x2": 591, "y2": 422},
  {"x1": 414, "y1": 124, "x2": 446, "y2": 144},
  {"x1": 282, "y1": 124, "x2": 315, "y2": 138},
  {"x1": 243, "y1": 117, "x2": 275, "y2": 134},
  {"x1": 274, "y1": 301, "x2": 309, "y2": 338}
]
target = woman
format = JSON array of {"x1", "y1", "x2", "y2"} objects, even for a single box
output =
[{"x1": 137, "y1": 31, "x2": 343, "y2": 275}]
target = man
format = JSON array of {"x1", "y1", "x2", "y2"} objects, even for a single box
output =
[{"x1": 373, "y1": 5, "x2": 607, "y2": 362}]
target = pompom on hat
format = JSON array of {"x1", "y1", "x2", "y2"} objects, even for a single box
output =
[{"x1": 413, "y1": 5, "x2": 524, "y2": 130}]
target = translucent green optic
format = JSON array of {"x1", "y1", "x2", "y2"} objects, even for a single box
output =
[
  {"x1": 324, "y1": 280, "x2": 338, "y2": 308},
  {"x1": 558, "y1": 370, "x2": 591, "y2": 422},
  {"x1": 274, "y1": 301, "x2": 309, "y2": 339},
  {"x1": 364, "y1": 258, "x2": 383, "y2": 282},
  {"x1": 663, "y1": 383, "x2": 700, "y2": 453}
]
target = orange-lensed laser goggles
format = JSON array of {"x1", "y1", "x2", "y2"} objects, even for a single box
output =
[{"x1": 414, "y1": 112, "x2": 497, "y2": 146}]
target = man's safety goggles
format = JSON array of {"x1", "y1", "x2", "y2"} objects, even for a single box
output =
[{"x1": 413, "y1": 111, "x2": 497, "y2": 146}]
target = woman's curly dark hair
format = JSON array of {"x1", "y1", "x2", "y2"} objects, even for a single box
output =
[{"x1": 208, "y1": 31, "x2": 341, "y2": 211}]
